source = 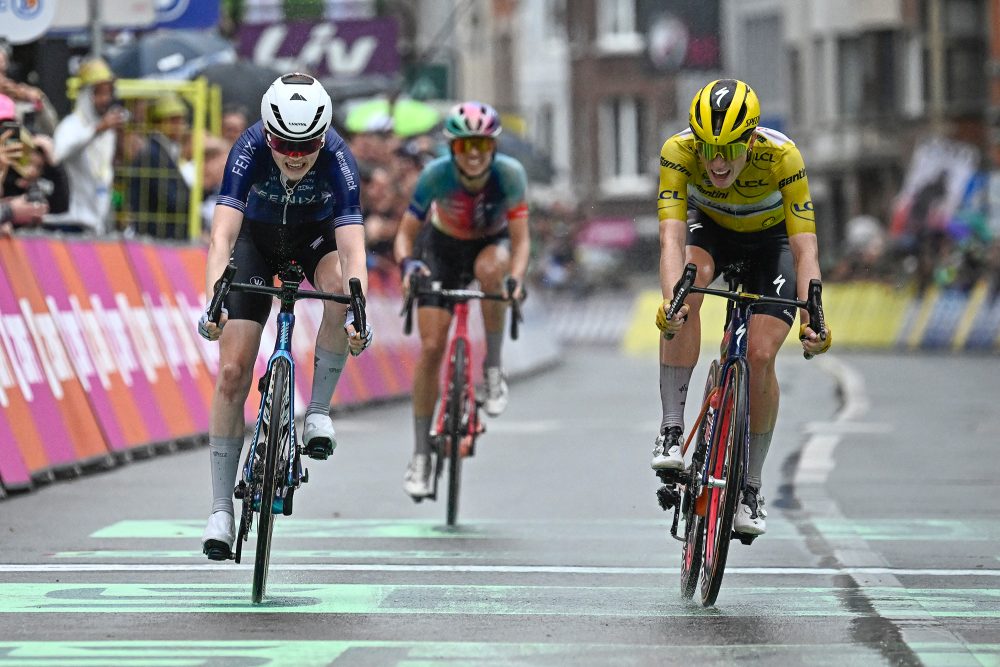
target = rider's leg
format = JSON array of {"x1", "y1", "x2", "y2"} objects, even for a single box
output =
[
  {"x1": 660, "y1": 246, "x2": 715, "y2": 424},
  {"x1": 744, "y1": 313, "x2": 791, "y2": 485},
  {"x1": 404, "y1": 306, "x2": 452, "y2": 496},
  {"x1": 474, "y1": 243, "x2": 510, "y2": 368},
  {"x1": 412, "y1": 306, "x2": 452, "y2": 451},
  {"x1": 734, "y1": 313, "x2": 789, "y2": 535},
  {"x1": 475, "y1": 243, "x2": 511, "y2": 416},
  {"x1": 653, "y1": 247, "x2": 713, "y2": 470},
  {"x1": 204, "y1": 319, "x2": 263, "y2": 557},
  {"x1": 302, "y1": 252, "x2": 350, "y2": 457}
]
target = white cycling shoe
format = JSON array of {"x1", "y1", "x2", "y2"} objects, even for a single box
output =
[
  {"x1": 202, "y1": 510, "x2": 235, "y2": 561},
  {"x1": 483, "y1": 367, "x2": 509, "y2": 417},
  {"x1": 734, "y1": 486, "x2": 767, "y2": 535},
  {"x1": 303, "y1": 412, "x2": 337, "y2": 460},
  {"x1": 403, "y1": 454, "x2": 432, "y2": 499},
  {"x1": 651, "y1": 426, "x2": 685, "y2": 471}
]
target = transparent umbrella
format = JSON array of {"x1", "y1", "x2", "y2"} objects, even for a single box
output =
[{"x1": 344, "y1": 97, "x2": 441, "y2": 137}]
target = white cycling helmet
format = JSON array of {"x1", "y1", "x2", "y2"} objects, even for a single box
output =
[{"x1": 260, "y1": 72, "x2": 332, "y2": 144}]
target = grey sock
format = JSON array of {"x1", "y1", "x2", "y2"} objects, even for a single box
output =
[
  {"x1": 413, "y1": 415, "x2": 433, "y2": 456},
  {"x1": 209, "y1": 435, "x2": 244, "y2": 515},
  {"x1": 306, "y1": 345, "x2": 348, "y2": 417},
  {"x1": 484, "y1": 330, "x2": 504, "y2": 369},
  {"x1": 659, "y1": 365, "x2": 694, "y2": 433},
  {"x1": 747, "y1": 430, "x2": 773, "y2": 489}
]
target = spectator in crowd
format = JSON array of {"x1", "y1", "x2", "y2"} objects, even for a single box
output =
[
  {"x1": 1, "y1": 112, "x2": 48, "y2": 235},
  {"x1": 360, "y1": 164, "x2": 399, "y2": 273},
  {"x1": 198, "y1": 131, "x2": 231, "y2": 241},
  {"x1": 220, "y1": 105, "x2": 249, "y2": 146},
  {"x1": 47, "y1": 57, "x2": 127, "y2": 234},
  {"x1": 0, "y1": 38, "x2": 58, "y2": 136},
  {"x1": 126, "y1": 93, "x2": 192, "y2": 240}
]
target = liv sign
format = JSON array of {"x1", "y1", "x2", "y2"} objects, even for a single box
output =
[{"x1": 238, "y1": 19, "x2": 400, "y2": 79}]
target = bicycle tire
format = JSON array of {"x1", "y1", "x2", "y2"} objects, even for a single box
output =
[
  {"x1": 445, "y1": 338, "x2": 468, "y2": 527},
  {"x1": 699, "y1": 357, "x2": 748, "y2": 606},
  {"x1": 680, "y1": 359, "x2": 720, "y2": 599},
  {"x1": 252, "y1": 358, "x2": 290, "y2": 604}
]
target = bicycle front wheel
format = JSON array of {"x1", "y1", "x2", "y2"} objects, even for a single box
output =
[
  {"x1": 680, "y1": 359, "x2": 720, "y2": 599},
  {"x1": 699, "y1": 357, "x2": 748, "y2": 606},
  {"x1": 252, "y1": 357, "x2": 290, "y2": 604},
  {"x1": 445, "y1": 338, "x2": 468, "y2": 527}
]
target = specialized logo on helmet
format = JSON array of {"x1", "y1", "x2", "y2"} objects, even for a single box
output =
[{"x1": 713, "y1": 87, "x2": 730, "y2": 108}]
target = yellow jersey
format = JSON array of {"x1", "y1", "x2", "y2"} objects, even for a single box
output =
[{"x1": 657, "y1": 127, "x2": 816, "y2": 235}]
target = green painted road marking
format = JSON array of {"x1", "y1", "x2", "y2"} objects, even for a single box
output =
[
  {"x1": 88, "y1": 518, "x2": 1000, "y2": 541},
  {"x1": 0, "y1": 583, "x2": 856, "y2": 616},
  {"x1": 3, "y1": 640, "x2": 971, "y2": 667},
  {"x1": 1, "y1": 583, "x2": 998, "y2": 618}
]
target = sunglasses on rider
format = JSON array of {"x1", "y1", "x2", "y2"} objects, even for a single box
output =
[
  {"x1": 451, "y1": 136, "x2": 496, "y2": 154},
  {"x1": 266, "y1": 132, "x2": 325, "y2": 158},
  {"x1": 695, "y1": 139, "x2": 750, "y2": 162}
]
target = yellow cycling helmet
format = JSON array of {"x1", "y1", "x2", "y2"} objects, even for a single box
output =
[
  {"x1": 688, "y1": 79, "x2": 760, "y2": 146},
  {"x1": 77, "y1": 58, "x2": 115, "y2": 88}
]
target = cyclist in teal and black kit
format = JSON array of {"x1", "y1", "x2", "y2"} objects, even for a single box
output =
[
  {"x1": 197, "y1": 73, "x2": 373, "y2": 560},
  {"x1": 393, "y1": 102, "x2": 530, "y2": 499}
]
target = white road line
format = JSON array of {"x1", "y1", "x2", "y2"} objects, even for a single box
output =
[{"x1": 0, "y1": 563, "x2": 997, "y2": 576}]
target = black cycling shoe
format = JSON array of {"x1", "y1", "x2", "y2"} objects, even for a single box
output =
[
  {"x1": 203, "y1": 540, "x2": 232, "y2": 561},
  {"x1": 303, "y1": 438, "x2": 333, "y2": 460}
]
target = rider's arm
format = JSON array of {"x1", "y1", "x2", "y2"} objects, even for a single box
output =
[
  {"x1": 205, "y1": 204, "x2": 243, "y2": 295},
  {"x1": 393, "y1": 209, "x2": 423, "y2": 265},
  {"x1": 657, "y1": 136, "x2": 694, "y2": 299},
  {"x1": 777, "y1": 146, "x2": 822, "y2": 303},
  {"x1": 507, "y1": 206, "x2": 529, "y2": 292}
]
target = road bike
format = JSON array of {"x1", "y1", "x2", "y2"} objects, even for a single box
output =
[
  {"x1": 206, "y1": 261, "x2": 366, "y2": 603},
  {"x1": 655, "y1": 261, "x2": 826, "y2": 606},
  {"x1": 401, "y1": 276, "x2": 522, "y2": 526}
]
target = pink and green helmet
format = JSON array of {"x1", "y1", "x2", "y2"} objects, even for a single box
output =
[{"x1": 443, "y1": 101, "x2": 502, "y2": 139}]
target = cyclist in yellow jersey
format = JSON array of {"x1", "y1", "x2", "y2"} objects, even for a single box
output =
[{"x1": 653, "y1": 79, "x2": 832, "y2": 536}]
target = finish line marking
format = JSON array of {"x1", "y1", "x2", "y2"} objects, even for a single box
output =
[{"x1": 0, "y1": 563, "x2": 996, "y2": 576}]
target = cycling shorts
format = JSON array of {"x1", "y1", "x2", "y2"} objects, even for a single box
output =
[
  {"x1": 225, "y1": 218, "x2": 338, "y2": 325},
  {"x1": 416, "y1": 225, "x2": 510, "y2": 310},
  {"x1": 687, "y1": 208, "x2": 797, "y2": 326}
]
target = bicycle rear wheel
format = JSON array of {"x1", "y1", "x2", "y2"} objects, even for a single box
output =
[
  {"x1": 252, "y1": 358, "x2": 290, "y2": 604},
  {"x1": 445, "y1": 338, "x2": 468, "y2": 527},
  {"x1": 680, "y1": 360, "x2": 720, "y2": 599},
  {"x1": 699, "y1": 358, "x2": 748, "y2": 606}
]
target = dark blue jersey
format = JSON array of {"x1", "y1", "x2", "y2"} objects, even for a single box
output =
[{"x1": 216, "y1": 121, "x2": 363, "y2": 228}]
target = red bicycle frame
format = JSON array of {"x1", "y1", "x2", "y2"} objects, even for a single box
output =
[{"x1": 431, "y1": 300, "x2": 481, "y2": 457}]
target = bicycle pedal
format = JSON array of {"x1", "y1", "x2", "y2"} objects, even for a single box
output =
[
  {"x1": 734, "y1": 532, "x2": 758, "y2": 545},
  {"x1": 656, "y1": 484, "x2": 680, "y2": 512},
  {"x1": 203, "y1": 540, "x2": 233, "y2": 562}
]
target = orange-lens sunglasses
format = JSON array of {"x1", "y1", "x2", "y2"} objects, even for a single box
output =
[{"x1": 452, "y1": 136, "x2": 496, "y2": 154}]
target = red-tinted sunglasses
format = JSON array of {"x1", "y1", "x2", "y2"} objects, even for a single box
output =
[
  {"x1": 266, "y1": 132, "x2": 325, "y2": 157},
  {"x1": 451, "y1": 136, "x2": 496, "y2": 154}
]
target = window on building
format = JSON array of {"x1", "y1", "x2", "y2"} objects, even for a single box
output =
[
  {"x1": 598, "y1": 96, "x2": 648, "y2": 195},
  {"x1": 837, "y1": 31, "x2": 898, "y2": 121},
  {"x1": 596, "y1": 0, "x2": 642, "y2": 53},
  {"x1": 942, "y1": 0, "x2": 986, "y2": 110}
]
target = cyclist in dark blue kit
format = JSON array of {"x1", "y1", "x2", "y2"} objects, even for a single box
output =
[{"x1": 197, "y1": 73, "x2": 373, "y2": 560}]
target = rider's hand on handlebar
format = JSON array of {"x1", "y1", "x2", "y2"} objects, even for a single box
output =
[
  {"x1": 198, "y1": 307, "x2": 228, "y2": 341},
  {"x1": 344, "y1": 309, "x2": 373, "y2": 356},
  {"x1": 504, "y1": 277, "x2": 524, "y2": 301},
  {"x1": 656, "y1": 300, "x2": 689, "y2": 337},
  {"x1": 400, "y1": 258, "x2": 430, "y2": 291},
  {"x1": 799, "y1": 322, "x2": 832, "y2": 356}
]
